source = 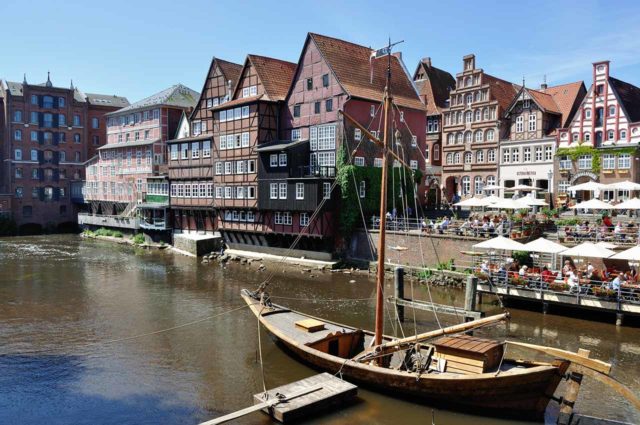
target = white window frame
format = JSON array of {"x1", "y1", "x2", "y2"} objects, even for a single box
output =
[
  {"x1": 279, "y1": 153, "x2": 287, "y2": 167},
  {"x1": 354, "y1": 156, "x2": 365, "y2": 166},
  {"x1": 528, "y1": 113, "x2": 537, "y2": 131},
  {"x1": 270, "y1": 154, "x2": 278, "y2": 167},
  {"x1": 296, "y1": 183, "x2": 304, "y2": 200},
  {"x1": 618, "y1": 154, "x2": 631, "y2": 169},
  {"x1": 279, "y1": 183, "x2": 287, "y2": 199}
]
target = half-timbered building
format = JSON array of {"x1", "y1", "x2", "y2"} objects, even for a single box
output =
[
  {"x1": 168, "y1": 58, "x2": 242, "y2": 233},
  {"x1": 556, "y1": 61, "x2": 640, "y2": 202}
]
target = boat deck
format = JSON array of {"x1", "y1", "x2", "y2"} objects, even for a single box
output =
[{"x1": 261, "y1": 307, "x2": 357, "y2": 345}]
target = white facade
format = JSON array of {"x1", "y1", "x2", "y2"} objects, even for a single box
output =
[{"x1": 499, "y1": 138, "x2": 555, "y2": 195}]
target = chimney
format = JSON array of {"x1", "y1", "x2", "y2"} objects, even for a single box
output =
[
  {"x1": 540, "y1": 75, "x2": 548, "y2": 90},
  {"x1": 422, "y1": 57, "x2": 432, "y2": 67}
]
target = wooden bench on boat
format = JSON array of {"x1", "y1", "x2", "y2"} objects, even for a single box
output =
[{"x1": 431, "y1": 335, "x2": 504, "y2": 374}]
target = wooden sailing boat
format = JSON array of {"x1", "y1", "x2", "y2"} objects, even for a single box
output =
[{"x1": 241, "y1": 41, "x2": 638, "y2": 421}]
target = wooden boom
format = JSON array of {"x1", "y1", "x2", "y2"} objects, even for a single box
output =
[
  {"x1": 506, "y1": 341, "x2": 611, "y2": 375},
  {"x1": 354, "y1": 313, "x2": 509, "y2": 361}
]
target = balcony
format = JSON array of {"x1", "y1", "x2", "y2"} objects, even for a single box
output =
[{"x1": 291, "y1": 166, "x2": 336, "y2": 178}]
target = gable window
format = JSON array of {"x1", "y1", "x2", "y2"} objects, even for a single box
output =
[
  {"x1": 325, "y1": 99, "x2": 333, "y2": 112},
  {"x1": 192, "y1": 121, "x2": 202, "y2": 136},
  {"x1": 596, "y1": 84, "x2": 604, "y2": 95},
  {"x1": 595, "y1": 107, "x2": 604, "y2": 127},
  {"x1": 515, "y1": 116, "x2": 523, "y2": 132},
  {"x1": 293, "y1": 104, "x2": 301, "y2": 118},
  {"x1": 584, "y1": 108, "x2": 591, "y2": 119},
  {"x1": 322, "y1": 74, "x2": 329, "y2": 87},
  {"x1": 242, "y1": 87, "x2": 250, "y2": 98},
  {"x1": 354, "y1": 156, "x2": 365, "y2": 166},
  {"x1": 306, "y1": 78, "x2": 313, "y2": 90},
  {"x1": 296, "y1": 183, "x2": 304, "y2": 200},
  {"x1": 609, "y1": 105, "x2": 616, "y2": 117},
  {"x1": 529, "y1": 113, "x2": 537, "y2": 131}
]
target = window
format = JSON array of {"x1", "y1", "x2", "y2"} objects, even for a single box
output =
[
  {"x1": 483, "y1": 108, "x2": 489, "y2": 120},
  {"x1": 618, "y1": 154, "x2": 631, "y2": 169},
  {"x1": 241, "y1": 132, "x2": 250, "y2": 147},
  {"x1": 559, "y1": 155, "x2": 571, "y2": 170},
  {"x1": 408, "y1": 135, "x2": 416, "y2": 147},
  {"x1": 15, "y1": 167, "x2": 23, "y2": 178},
  {"x1": 43, "y1": 113, "x2": 53, "y2": 128},
  {"x1": 620, "y1": 130, "x2": 627, "y2": 140},
  {"x1": 488, "y1": 149, "x2": 496, "y2": 162},
  {"x1": 322, "y1": 74, "x2": 329, "y2": 87},
  {"x1": 15, "y1": 187, "x2": 23, "y2": 198},
  {"x1": 325, "y1": 99, "x2": 333, "y2": 112},
  {"x1": 74, "y1": 134, "x2": 81, "y2": 144},
  {"x1": 474, "y1": 176, "x2": 484, "y2": 195},
  {"x1": 13, "y1": 110, "x2": 23, "y2": 122},
  {"x1": 465, "y1": 111, "x2": 472, "y2": 123},
  {"x1": 202, "y1": 140, "x2": 211, "y2": 158},
  {"x1": 425, "y1": 147, "x2": 430, "y2": 163},
  {"x1": 603, "y1": 154, "x2": 616, "y2": 169},
  {"x1": 609, "y1": 105, "x2": 616, "y2": 117},
  {"x1": 314, "y1": 101, "x2": 320, "y2": 114},
  {"x1": 191, "y1": 142, "x2": 200, "y2": 158},
  {"x1": 31, "y1": 95, "x2": 38, "y2": 105},
  {"x1": 242, "y1": 87, "x2": 250, "y2": 98},
  {"x1": 73, "y1": 115, "x2": 81, "y2": 126},
  {"x1": 476, "y1": 150, "x2": 484, "y2": 163},
  {"x1": 30, "y1": 111, "x2": 38, "y2": 124},
  {"x1": 399, "y1": 111, "x2": 405, "y2": 122},
  {"x1": 354, "y1": 128, "x2": 362, "y2": 142},
  {"x1": 485, "y1": 129, "x2": 494, "y2": 141},
  {"x1": 215, "y1": 187, "x2": 223, "y2": 199},
  {"x1": 319, "y1": 182, "x2": 331, "y2": 200},
  {"x1": 14, "y1": 129, "x2": 22, "y2": 141},
  {"x1": 270, "y1": 154, "x2": 278, "y2": 167},
  {"x1": 32, "y1": 169, "x2": 39, "y2": 179},
  {"x1": 466, "y1": 94, "x2": 473, "y2": 105},
  {"x1": 474, "y1": 109, "x2": 481, "y2": 122},
  {"x1": 215, "y1": 162, "x2": 223, "y2": 175},
  {"x1": 306, "y1": 78, "x2": 313, "y2": 90},
  {"x1": 528, "y1": 114, "x2": 536, "y2": 131},
  {"x1": 293, "y1": 104, "x2": 301, "y2": 117},
  {"x1": 279, "y1": 183, "x2": 287, "y2": 199},
  {"x1": 464, "y1": 131, "x2": 472, "y2": 143},
  {"x1": 410, "y1": 160, "x2": 418, "y2": 170},
  {"x1": 359, "y1": 181, "x2": 366, "y2": 198},
  {"x1": 180, "y1": 143, "x2": 188, "y2": 159},
  {"x1": 224, "y1": 162, "x2": 232, "y2": 174},
  {"x1": 434, "y1": 144, "x2": 440, "y2": 161},
  {"x1": 247, "y1": 160, "x2": 256, "y2": 173},
  {"x1": 558, "y1": 180, "x2": 570, "y2": 194},
  {"x1": 535, "y1": 146, "x2": 543, "y2": 161},
  {"x1": 296, "y1": 183, "x2": 304, "y2": 200},
  {"x1": 464, "y1": 152, "x2": 472, "y2": 164},
  {"x1": 30, "y1": 131, "x2": 38, "y2": 142},
  {"x1": 515, "y1": 116, "x2": 523, "y2": 133},
  {"x1": 224, "y1": 187, "x2": 232, "y2": 199},
  {"x1": 354, "y1": 156, "x2": 365, "y2": 166},
  {"x1": 60, "y1": 151, "x2": 66, "y2": 162},
  {"x1": 292, "y1": 129, "x2": 301, "y2": 141},
  {"x1": 427, "y1": 117, "x2": 439, "y2": 133},
  {"x1": 274, "y1": 212, "x2": 282, "y2": 225},
  {"x1": 456, "y1": 133, "x2": 463, "y2": 144},
  {"x1": 512, "y1": 148, "x2": 520, "y2": 162},
  {"x1": 523, "y1": 99, "x2": 531, "y2": 109},
  {"x1": 453, "y1": 152, "x2": 460, "y2": 164},
  {"x1": 474, "y1": 130, "x2": 483, "y2": 143},
  {"x1": 170, "y1": 144, "x2": 178, "y2": 160},
  {"x1": 523, "y1": 147, "x2": 531, "y2": 162},
  {"x1": 487, "y1": 175, "x2": 496, "y2": 188},
  {"x1": 502, "y1": 148, "x2": 510, "y2": 164},
  {"x1": 585, "y1": 133, "x2": 591, "y2": 143},
  {"x1": 374, "y1": 158, "x2": 383, "y2": 167},
  {"x1": 91, "y1": 117, "x2": 99, "y2": 129},
  {"x1": 596, "y1": 84, "x2": 604, "y2": 95},
  {"x1": 300, "y1": 213, "x2": 309, "y2": 227},
  {"x1": 578, "y1": 155, "x2": 592, "y2": 169},
  {"x1": 446, "y1": 153, "x2": 453, "y2": 165},
  {"x1": 544, "y1": 146, "x2": 553, "y2": 161},
  {"x1": 242, "y1": 106, "x2": 249, "y2": 118},
  {"x1": 154, "y1": 109, "x2": 160, "y2": 120},
  {"x1": 461, "y1": 176, "x2": 470, "y2": 195},
  {"x1": 584, "y1": 108, "x2": 591, "y2": 119},
  {"x1": 370, "y1": 105, "x2": 376, "y2": 117}
]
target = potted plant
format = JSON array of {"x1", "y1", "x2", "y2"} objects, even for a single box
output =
[
  {"x1": 549, "y1": 282, "x2": 569, "y2": 292},
  {"x1": 593, "y1": 287, "x2": 616, "y2": 299}
]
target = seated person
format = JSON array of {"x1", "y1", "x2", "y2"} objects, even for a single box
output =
[
  {"x1": 480, "y1": 261, "x2": 490, "y2": 274},
  {"x1": 609, "y1": 274, "x2": 625, "y2": 292},
  {"x1": 586, "y1": 262, "x2": 594, "y2": 279},
  {"x1": 567, "y1": 269, "x2": 580, "y2": 289},
  {"x1": 541, "y1": 266, "x2": 555, "y2": 283},
  {"x1": 562, "y1": 260, "x2": 573, "y2": 277},
  {"x1": 519, "y1": 265, "x2": 528, "y2": 277}
]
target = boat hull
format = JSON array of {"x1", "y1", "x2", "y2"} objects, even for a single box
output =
[{"x1": 243, "y1": 292, "x2": 567, "y2": 421}]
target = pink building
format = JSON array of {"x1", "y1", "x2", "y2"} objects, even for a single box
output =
[{"x1": 83, "y1": 84, "x2": 198, "y2": 217}]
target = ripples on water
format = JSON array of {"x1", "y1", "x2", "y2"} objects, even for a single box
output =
[{"x1": 0, "y1": 235, "x2": 638, "y2": 425}]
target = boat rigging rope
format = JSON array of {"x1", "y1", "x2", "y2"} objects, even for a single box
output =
[
  {"x1": 4, "y1": 303, "x2": 253, "y2": 357},
  {"x1": 256, "y1": 302, "x2": 268, "y2": 395}
]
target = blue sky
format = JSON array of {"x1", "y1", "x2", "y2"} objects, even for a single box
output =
[{"x1": 2, "y1": 0, "x2": 640, "y2": 102}]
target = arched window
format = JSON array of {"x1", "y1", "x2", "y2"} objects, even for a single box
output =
[
  {"x1": 609, "y1": 105, "x2": 616, "y2": 117},
  {"x1": 490, "y1": 108, "x2": 496, "y2": 119},
  {"x1": 476, "y1": 150, "x2": 484, "y2": 163},
  {"x1": 584, "y1": 108, "x2": 592, "y2": 119},
  {"x1": 447, "y1": 133, "x2": 455, "y2": 145},
  {"x1": 584, "y1": 133, "x2": 591, "y2": 143},
  {"x1": 620, "y1": 130, "x2": 627, "y2": 140},
  {"x1": 474, "y1": 92, "x2": 481, "y2": 102},
  {"x1": 483, "y1": 108, "x2": 489, "y2": 120},
  {"x1": 572, "y1": 133, "x2": 579, "y2": 142},
  {"x1": 464, "y1": 152, "x2": 472, "y2": 163},
  {"x1": 456, "y1": 133, "x2": 463, "y2": 144},
  {"x1": 465, "y1": 77, "x2": 471, "y2": 87},
  {"x1": 464, "y1": 131, "x2": 472, "y2": 143},
  {"x1": 446, "y1": 153, "x2": 453, "y2": 164},
  {"x1": 454, "y1": 152, "x2": 461, "y2": 164},
  {"x1": 461, "y1": 176, "x2": 471, "y2": 195},
  {"x1": 456, "y1": 111, "x2": 462, "y2": 123},
  {"x1": 466, "y1": 94, "x2": 473, "y2": 105},
  {"x1": 465, "y1": 111, "x2": 473, "y2": 123},
  {"x1": 474, "y1": 130, "x2": 483, "y2": 142},
  {"x1": 434, "y1": 144, "x2": 440, "y2": 161},
  {"x1": 488, "y1": 149, "x2": 496, "y2": 162},
  {"x1": 475, "y1": 109, "x2": 481, "y2": 121},
  {"x1": 474, "y1": 176, "x2": 484, "y2": 195},
  {"x1": 486, "y1": 129, "x2": 495, "y2": 141}
]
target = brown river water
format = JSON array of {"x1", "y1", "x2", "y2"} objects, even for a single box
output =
[{"x1": 0, "y1": 234, "x2": 638, "y2": 425}]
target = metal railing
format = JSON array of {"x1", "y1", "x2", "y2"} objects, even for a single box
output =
[
  {"x1": 293, "y1": 166, "x2": 336, "y2": 178},
  {"x1": 556, "y1": 227, "x2": 640, "y2": 246}
]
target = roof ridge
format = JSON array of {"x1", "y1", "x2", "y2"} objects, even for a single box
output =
[
  {"x1": 309, "y1": 32, "x2": 373, "y2": 53},
  {"x1": 248, "y1": 53, "x2": 296, "y2": 67}
]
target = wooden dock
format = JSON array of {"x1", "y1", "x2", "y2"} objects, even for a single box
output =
[
  {"x1": 200, "y1": 373, "x2": 357, "y2": 425},
  {"x1": 254, "y1": 373, "x2": 357, "y2": 423}
]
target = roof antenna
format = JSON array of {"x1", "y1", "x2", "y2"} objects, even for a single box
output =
[{"x1": 46, "y1": 71, "x2": 52, "y2": 87}]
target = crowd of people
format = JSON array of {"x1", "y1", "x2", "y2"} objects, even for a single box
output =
[{"x1": 564, "y1": 217, "x2": 640, "y2": 243}]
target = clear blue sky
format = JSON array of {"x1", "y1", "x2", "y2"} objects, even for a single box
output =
[{"x1": 2, "y1": 0, "x2": 640, "y2": 102}]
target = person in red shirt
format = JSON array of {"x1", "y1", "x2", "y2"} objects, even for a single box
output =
[
  {"x1": 603, "y1": 215, "x2": 613, "y2": 230},
  {"x1": 541, "y1": 266, "x2": 555, "y2": 284}
]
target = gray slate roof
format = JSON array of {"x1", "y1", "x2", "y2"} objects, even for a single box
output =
[
  {"x1": 2, "y1": 80, "x2": 129, "y2": 106},
  {"x1": 112, "y1": 84, "x2": 199, "y2": 114}
]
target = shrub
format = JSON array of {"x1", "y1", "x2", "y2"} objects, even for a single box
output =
[
  {"x1": 132, "y1": 233, "x2": 145, "y2": 245},
  {"x1": 111, "y1": 231, "x2": 123, "y2": 238}
]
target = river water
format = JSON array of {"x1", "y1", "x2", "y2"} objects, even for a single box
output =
[{"x1": 0, "y1": 235, "x2": 638, "y2": 425}]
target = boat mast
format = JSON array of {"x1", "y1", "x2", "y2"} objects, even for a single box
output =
[{"x1": 374, "y1": 39, "x2": 394, "y2": 348}]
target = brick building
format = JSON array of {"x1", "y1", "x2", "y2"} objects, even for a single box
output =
[
  {"x1": 556, "y1": 61, "x2": 640, "y2": 202},
  {"x1": 441, "y1": 54, "x2": 517, "y2": 201},
  {"x1": 83, "y1": 84, "x2": 198, "y2": 227},
  {"x1": 412, "y1": 57, "x2": 455, "y2": 207},
  {"x1": 168, "y1": 57, "x2": 242, "y2": 233},
  {"x1": 0, "y1": 75, "x2": 128, "y2": 232}
]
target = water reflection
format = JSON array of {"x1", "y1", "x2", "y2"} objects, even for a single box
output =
[{"x1": 0, "y1": 235, "x2": 638, "y2": 424}]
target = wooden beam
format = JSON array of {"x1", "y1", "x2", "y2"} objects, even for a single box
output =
[
  {"x1": 393, "y1": 297, "x2": 484, "y2": 320},
  {"x1": 570, "y1": 364, "x2": 640, "y2": 411},
  {"x1": 506, "y1": 341, "x2": 611, "y2": 375},
  {"x1": 339, "y1": 110, "x2": 413, "y2": 172}
]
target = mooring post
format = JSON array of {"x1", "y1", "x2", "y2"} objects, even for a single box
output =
[
  {"x1": 394, "y1": 267, "x2": 405, "y2": 322},
  {"x1": 542, "y1": 302, "x2": 549, "y2": 314},
  {"x1": 464, "y1": 275, "x2": 478, "y2": 324},
  {"x1": 616, "y1": 313, "x2": 624, "y2": 327}
]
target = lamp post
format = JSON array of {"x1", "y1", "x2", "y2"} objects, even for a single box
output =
[{"x1": 547, "y1": 169, "x2": 554, "y2": 209}]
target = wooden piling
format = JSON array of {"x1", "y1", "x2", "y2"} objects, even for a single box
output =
[
  {"x1": 394, "y1": 267, "x2": 405, "y2": 322},
  {"x1": 464, "y1": 276, "x2": 478, "y2": 320}
]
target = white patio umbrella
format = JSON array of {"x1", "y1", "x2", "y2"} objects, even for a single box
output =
[
  {"x1": 596, "y1": 241, "x2": 618, "y2": 249},
  {"x1": 454, "y1": 196, "x2": 487, "y2": 207},
  {"x1": 569, "y1": 199, "x2": 615, "y2": 210},
  {"x1": 473, "y1": 236, "x2": 526, "y2": 251},
  {"x1": 561, "y1": 242, "x2": 615, "y2": 259},
  {"x1": 483, "y1": 185, "x2": 504, "y2": 191},
  {"x1": 614, "y1": 197, "x2": 640, "y2": 210},
  {"x1": 479, "y1": 195, "x2": 502, "y2": 205},
  {"x1": 568, "y1": 181, "x2": 607, "y2": 192},
  {"x1": 520, "y1": 196, "x2": 549, "y2": 207},
  {"x1": 606, "y1": 181, "x2": 640, "y2": 191},
  {"x1": 610, "y1": 245, "x2": 640, "y2": 261},
  {"x1": 510, "y1": 184, "x2": 538, "y2": 191},
  {"x1": 522, "y1": 238, "x2": 567, "y2": 254},
  {"x1": 488, "y1": 198, "x2": 532, "y2": 210}
]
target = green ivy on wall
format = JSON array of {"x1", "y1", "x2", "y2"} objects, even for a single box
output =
[
  {"x1": 336, "y1": 144, "x2": 423, "y2": 237},
  {"x1": 556, "y1": 145, "x2": 639, "y2": 175}
]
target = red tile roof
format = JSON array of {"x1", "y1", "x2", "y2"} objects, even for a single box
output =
[
  {"x1": 309, "y1": 33, "x2": 425, "y2": 111},
  {"x1": 217, "y1": 59, "x2": 243, "y2": 87},
  {"x1": 482, "y1": 73, "x2": 518, "y2": 112},
  {"x1": 541, "y1": 81, "x2": 585, "y2": 127},
  {"x1": 247, "y1": 54, "x2": 297, "y2": 101},
  {"x1": 413, "y1": 59, "x2": 455, "y2": 115},
  {"x1": 528, "y1": 89, "x2": 561, "y2": 114}
]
